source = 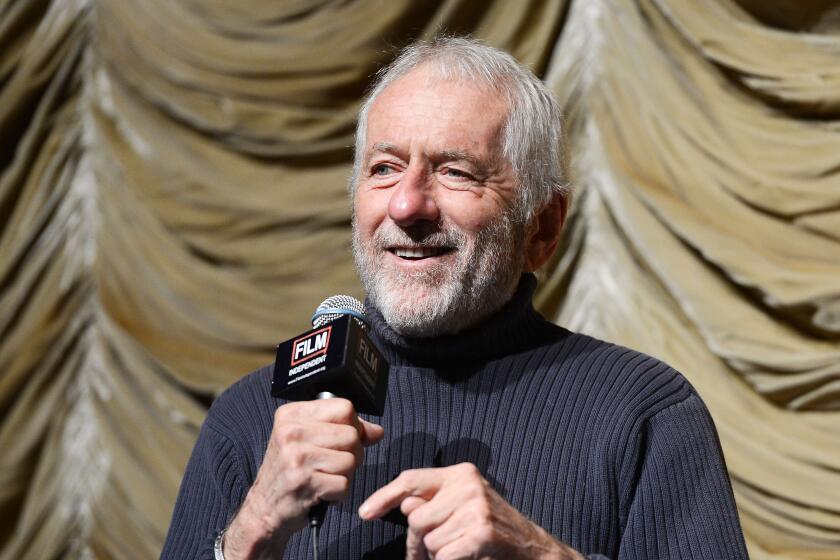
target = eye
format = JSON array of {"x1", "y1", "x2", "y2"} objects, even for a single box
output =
[
  {"x1": 441, "y1": 167, "x2": 472, "y2": 180},
  {"x1": 372, "y1": 163, "x2": 394, "y2": 176}
]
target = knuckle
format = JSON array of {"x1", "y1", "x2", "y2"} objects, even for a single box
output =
[
  {"x1": 391, "y1": 471, "x2": 417, "y2": 492},
  {"x1": 340, "y1": 424, "x2": 362, "y2": 446},
  {"x1": 273, "y1": 404, "x2": 290, "y2": 422},
  {"x1": 456, "y1": 462, "x2": 480, "y2": 476},
  {"x1": 474, "y1": 497, "x2": 492, "y2": 518},
  {"x1": 422, "y1": 533, "x2": 440, "y2": 554},
  {"x1": 335, "y1": 475, "x2": 351, "y2": 496},
  {"x1": 473, "y1": 523, "x2": 497, "y2": 546},
  {"x1": 284, "y1": 443, "x2": 308, "y2": 470},
  {"x1": 395, "y1": 469, "x2": 417, "y2": 489},
  {"x1": 339, "y1": 450, "x2": 357, "y2": 472},
  {"x1": 461, "y1": 473, "x2": 488, "y2": 497},
  {"x1": 283, "y1": 466, "x2": 310, "y2": 493},
  {"x1": 332, "y1": 428, "x2": 361, "y2": 457},
  {"x1": 400, "y1": 499, "x2": 414, "y2": 516},
  {"x1": 333, "y1": 398, "x2": 355, "y2": 420},
  {"x1": 407, "y1": 509, "x2": 426, "y2": 530},
  {"x1": 464, "y1": 481, "x2": 484, "y2": 501},
  {"x1": 275, "y1": 401, "x2": 304, "y2": 421},
  {"x1": 275, "y1": 422, "x2": 304, "y2": 445}
]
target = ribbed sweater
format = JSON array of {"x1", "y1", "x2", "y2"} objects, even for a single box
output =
[{"x1": 161, "y1": 275, "x2": 748, "y2": 559}]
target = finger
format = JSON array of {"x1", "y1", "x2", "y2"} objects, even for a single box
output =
[
  {"x1": 318, "y1": 411, "x2": 381, "y2": 453},
  {"x1": 400, "y1": 496, "x2": 428, "y2": 517},
  {"x1": 277, "y1": 401, "x2": 383, "y2": 450},
  {"x1": 279, "y1": 398, "x2": 358, "y2": 425},
  {"x1": 310, "y1": 471, "x2": 352, "y2": 503},
  {"x1": 359, "y1": 418, "x2": 385, "y2": 446},
  {"x1": 405, "y1": 524, "x2": 429, "y2": 560},
  {"x1": 277, "y1": 422, "x2": 363, "y2": 457},
  {"x1": 306, "y1": 447, "x2": 358, "y2": 476},
  {"x1": 359, "y1": 469, "x2": 443, "y2": 520},
  {"x1": 402, "y1": 496, "x2": 432, "y2": 560},
  {"x1": 345, "y1": 414, "x2": 373, "y2": 445},
  {"x1": 420, "y1": 507, "x2": 473, "y2": 556},
  {"x1": 406, "y1": 495, "x2": 458, "y2": 539},
  {"x1": 431, "y1": 536, "x2": 474, "y2": 560}
]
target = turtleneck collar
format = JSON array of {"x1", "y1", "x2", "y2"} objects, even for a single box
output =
[{"x1": 365, "y1": 274, "x2": 561, "y2": 368}]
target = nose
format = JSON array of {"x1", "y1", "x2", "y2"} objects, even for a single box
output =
[{"x1": 387, "y1": 164, "x2": 439, "y2": 226}]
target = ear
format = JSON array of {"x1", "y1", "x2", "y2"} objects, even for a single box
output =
[{"x1": 523, "y1": 192, "x2": 569, "y2": 272}]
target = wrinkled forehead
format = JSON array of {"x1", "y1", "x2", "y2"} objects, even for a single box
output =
[
  {"x1": 377, "y1": 62, "x2": 512, "y2": 113},
  {"x1": 365, "y1": 67, "x2": 511, "y2": 156}
]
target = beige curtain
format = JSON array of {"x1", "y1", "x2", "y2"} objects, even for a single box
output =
[{"x1": 1, "y1": 1, "x2": 837, "y2": 558}]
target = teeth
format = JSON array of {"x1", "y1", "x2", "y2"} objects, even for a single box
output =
[{"x1": 393, "y1": 247, "x2": 447, "y2": 258}]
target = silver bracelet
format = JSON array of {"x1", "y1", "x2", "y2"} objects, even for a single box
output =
[{"x1": 214, "y1": 528, "x2": 226, "y2": 560}]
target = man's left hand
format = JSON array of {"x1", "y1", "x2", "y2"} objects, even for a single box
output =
[{"x1": 358, "y1": 463, "x2": 584, "y2": 560}]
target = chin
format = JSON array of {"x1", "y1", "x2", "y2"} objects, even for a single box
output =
[{"x1": 373, "y1": 278, "x2": 465, "y2": 337}]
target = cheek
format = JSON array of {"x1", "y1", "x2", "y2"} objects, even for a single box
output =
[
  {"x1": 437, "y1": 198, "x2": 500, "y2": 235},
  {"x1": 354, "y1": 190, "x2": 391, "y2": 236}
]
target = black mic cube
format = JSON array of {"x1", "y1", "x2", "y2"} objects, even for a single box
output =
[{"x1": 271, "y1": 315, "x2": 388, "y2": 416}]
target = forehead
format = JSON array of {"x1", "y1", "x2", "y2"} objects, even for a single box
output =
[{"x1": 365, "y1": 67, "x2": 509, "y2": 157}]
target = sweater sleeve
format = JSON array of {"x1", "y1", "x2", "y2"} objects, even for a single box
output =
[
  {"x1": 610, "y1": 393, "x2": 748, "y2": 560},
  {"x1": 160, "y1": 419, "x2": 249, "y2": 560}
]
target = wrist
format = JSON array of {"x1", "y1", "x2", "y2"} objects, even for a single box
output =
[
  {"x1": 530, "y1": 523, "x2": 584, "y2": 560},
  {"x1": 546, "y1": 540, "x2": 585, "y2": 560},
  {"x1": 224, "y1": 496, "x2": 289, "y2": 560}
]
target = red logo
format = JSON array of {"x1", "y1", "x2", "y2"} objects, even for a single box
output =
[{"x1": 291, "y1": 326, "x2": 331, "y2": 366}]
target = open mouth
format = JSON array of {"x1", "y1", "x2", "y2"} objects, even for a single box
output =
[{"x1": 388, "y1": 246, "x2": 454, "y2": 261}]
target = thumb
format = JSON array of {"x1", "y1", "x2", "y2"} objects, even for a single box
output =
[{"x1": 360, "y1": 419, "x2": 385, "y2": 446}]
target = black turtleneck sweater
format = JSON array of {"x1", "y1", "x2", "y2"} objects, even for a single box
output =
[{"x1": 161, "y1": 275, "x2": 748, "y2": 559}]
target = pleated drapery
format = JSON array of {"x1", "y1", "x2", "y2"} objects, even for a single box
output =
[{"x1": 1, "y1": 1, "x2": 838, "y2": 558}]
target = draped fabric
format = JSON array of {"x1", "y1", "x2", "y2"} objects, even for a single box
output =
[{"x1": 1, "y1": 1, "x2": 837, "y2": 558}]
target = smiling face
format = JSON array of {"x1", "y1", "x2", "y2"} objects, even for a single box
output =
[{"x1": 351, "y1": 66, "x2": 530, "y2": 336}]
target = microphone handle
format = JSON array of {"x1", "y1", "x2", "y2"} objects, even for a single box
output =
[{"x1": 309, "y1": 391, "x2": 336, "y2": 527}]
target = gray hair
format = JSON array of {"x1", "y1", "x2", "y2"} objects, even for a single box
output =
[{"x1": 350, "y1": 36, "x2": 569, "y2": 223}]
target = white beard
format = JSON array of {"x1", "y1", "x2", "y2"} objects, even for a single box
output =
[{"x1": 352, "y1": 213, "x2": 526, "y2": 337}]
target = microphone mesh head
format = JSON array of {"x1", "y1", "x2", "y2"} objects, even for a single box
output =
[{"x1": 312, "y1": 294, "x2": 367, "y2": 330}]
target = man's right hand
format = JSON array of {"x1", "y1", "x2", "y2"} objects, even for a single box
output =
[{"x1": 222, "y1": 398, "x2": 384, "y2": 560}]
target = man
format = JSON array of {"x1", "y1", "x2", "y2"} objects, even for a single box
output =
[{"x1": 162, "y1": 37, "x2": 749, "y2": 559}]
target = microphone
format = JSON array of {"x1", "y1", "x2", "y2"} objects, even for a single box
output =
[
  {"x1": 271, "y1": 295, "x2": 388, "y2": 415},
  {"x1": 270, "y1": 295, "x2": 390, "y2": 535}
]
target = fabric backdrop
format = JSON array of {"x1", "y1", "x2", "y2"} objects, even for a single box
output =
[{"x1": 1, "y1": 0, "x2": 838, "y2": 558}]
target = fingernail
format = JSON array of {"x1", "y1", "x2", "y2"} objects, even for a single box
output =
[{"x1": 358, "y1": 503, "x2": 370, "y2": 519}]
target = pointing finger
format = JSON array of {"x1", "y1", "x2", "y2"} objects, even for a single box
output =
[{"x1": 358, "y1": 469, "x2": 443, "y2": 520}]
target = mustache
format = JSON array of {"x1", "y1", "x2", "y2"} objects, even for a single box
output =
[{"x1": 373, "y1": 222, "x2": 466, "y2": 249}]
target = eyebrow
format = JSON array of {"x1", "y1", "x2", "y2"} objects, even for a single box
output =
[
  {"x1": 366, "y1": 143, "x2": 482, "y2": 167},
  {"x1": 438, "y1": 149, "x2": 482, "y2": 167},
  {"x1": 367, "y1": 142, "x2": 403, "y2": 160}
]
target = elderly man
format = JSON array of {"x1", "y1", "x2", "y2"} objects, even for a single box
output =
[{"x1": 162, "y1": 37, "x2": 748, "y2": 559}]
